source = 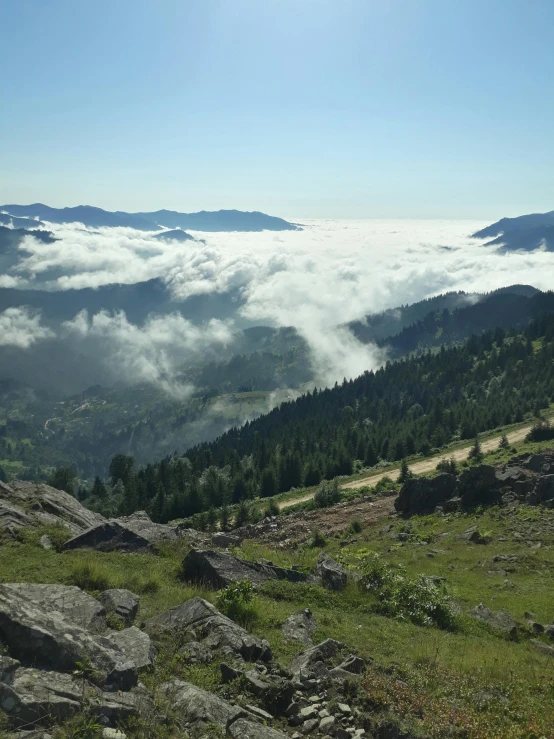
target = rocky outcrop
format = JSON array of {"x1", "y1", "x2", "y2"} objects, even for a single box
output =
[
  {"x1": 181, "y1": 548, "x2": 316, "y2": 589},
  {"x1": 211, "y1": 531, "x2": 242, "y2": 548},
  {"x1": 0, "y1": 480, "x2": 104, "y2": 536},
  {"x1": 395, "y1": 474, "x2": 456, "y2": 515},
  {"x1": 161, "y1": 680, "x2": 244, "y2": 729},
  {"x1": 1, "y1": 665, "x2": 151, "y2": 729},
  {"x1": 456, "y1": 465, "x2": 499, "y2": 507},
  {"x1": 289, "y1": 638, "x2": 345, "y2": 676},
  {"x1": 145, "y1": 596, "x2": 271, "y2": 661},
  {"x1": 0, "y1": 584, "x2": 137, "y2": 689},
  {"x1": 98, "y1": 589, "x2": 140, "y2": 626},
  {"x1": 282, "y1": 609, "x2": 317, "y2": 646},
  {"x1": 316, "y1": 552, "x2": 349, "y2": 591}
]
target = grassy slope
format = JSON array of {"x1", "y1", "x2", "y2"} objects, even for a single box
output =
[{"x1": 3, "y1": 472, "x2": 554, "y2": 739}]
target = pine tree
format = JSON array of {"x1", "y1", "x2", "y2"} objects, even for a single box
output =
[
  {"x1": 468, "y1": 435, "x2": 484, "y2": 463},
  {"x1": 92, "y1": 475, "x2": 107, "y2": 500},
  {"x1": 398, "y1": 458, "x2": 412, "y2": 484},
  {"x1": 234, "y1": 500, "x2": 250, "y2": 528},
  {"x1": 498, "y1": 433, "x2": 509, "y2": 450},
  {"x1": 364, "y1": 440, "x2": 378, "y2": 467},
  {"x1": 220, "y1": 503, "x2": 230, "y2": 531}
]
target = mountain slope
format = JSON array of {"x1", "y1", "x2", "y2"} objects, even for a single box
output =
[
  {"x1": 0, "y1": 203, "x2": 299, "y2": 232},
  {"x1": 472, "y1": 209, "x2": 554, "y2": 251}
]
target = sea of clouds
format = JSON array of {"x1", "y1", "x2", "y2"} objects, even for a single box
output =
[{"x1": 3, "y1": 217, "x2": 554, "y2": 393}]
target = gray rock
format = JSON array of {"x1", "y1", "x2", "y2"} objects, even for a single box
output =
[
  {"x1": 39, "y1": 535, "x2": 52, "y2": 550},
  {"x1": 302, "y1": 718, "x2": 319, "y2": 734},
  {"x1": 336, "y1": 655, "x2": 366, "y2": 674},
  {"x1": 471, "y1": 603, "x2": 517, "y2": 639},
  {"x1": 0, "y1": 655, "x2": 20, "y2": 684},
  {"x1": 145, "y1": 596, "x2": 271, "y2": 661},
  {"x1": 178, "y1": 641, "x2": 213, "y2": 664},
  {"x1": 245, "y1": 705, "x2": 274, "y2": 721},
  {"x1": 320, "y1": 716, "x2": 336, "y2": 734},
  {"x1": 114, "y1": 511, "x2": 179, "y2": 545},
  {"x1": 99, "y1": 589, "x2": 139, "y2": 626},
  {"x1": 211, "y1": 532, "x2": 242, "y2": 548},
  {"x1": 1, "y1": 666, "x2": 149, "y2": 729},
  {"x1": 106, "y1": 627, "x2": 156, "y2": 671},
  {"x1": 299, "y1": 706, "x2": 318, "y2": 721},
  {"x1": 0, "y1": 480, "x2": 104, "y2": 536},
  {"x1": 282, "y1": 609, "x2": 317, "y2": 646},
  {"x1": 0, "y1": 583, "x2": 106, "y2": 632},
  {"x1": 528, "y1": 620, "x2": 545, "y2": 634},
  {"x1": 395, "y1": 474, "x2": 456, "y2": 515},
  {"x1": 531, "y1": 639, "x2": 554, "y2": 656},
  {"x1": 545, "y1": 624, "x2": 554, "y2": 640},
  {"x1": 0, "y1": 584, "x2": 137, "y2": 689},
  {"x1": 182, "y1": 549, "x2": 316, "y2": 589},
  {"x1": 228, "y1": 718, "x2": 289, "y2": 739},
  {"x1": 316, "y1": 553, "x2": 348, "y2": 591},
  {"x1": 161, "y1": 679, "x2": 243, "y2": 727},
  {"x1": 290, "y1": 639, "x2": 345, "y2": 676},
  {"x1": 221, "y1": 662, "x2": 244, "y2": 682}
]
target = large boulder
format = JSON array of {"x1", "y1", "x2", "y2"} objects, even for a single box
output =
[
  {"x1": 471, "y1": 603, "x2": 517, "y2": 639},
  {"x1": 0, "y1": 584, "x2": 137, "y2": 689},
  {"x1": 0, "y1": 584, "x2": 106, "y2": 632},
  {"x1": 145, "y1": 596, "x2": 271, "y2": 661},
  {"x1": 182, "y1": 549, "x2": 315, "y2": 589},
  {"x1": 62, "y1": 521, "x2": 154, "y2": 553},
  {"x1": 115, "y1": 511, "x2": 179, "y2": 545},
  {"x1": 316, "y1": 553, "x2": 348, "y2": 591},
  {"x1": 227, "y1": 718, "x2": 289, "y2": 739},
  {"x1": 395, "y1": 474, "x2": 456, "y2": 515},
  {"x1": 0, "y1": 480, "x2": 104, "y2": 536},
  {"x1": 456, "y1": 466, "x2": 499, "y2": 507},
  {"x1": 99, "y1": 589, "x2": 140, "y2": 626}
]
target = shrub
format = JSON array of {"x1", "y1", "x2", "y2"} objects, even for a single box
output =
[
  {"x1": 467, "y1": 436, "x2": 483, "y2": 463},
  {"x1": 436, "y1": 457, "x2": 457, "y2": 475},
  {"x1": 314, "y1": 479, "x2": 341, "y2": 508},
  {"x1": 347, "y1": 518, "x2": 363, "y2": 535},
  {"x1": 216, "y1": 580, "x2": 258, "y2": 628},
  {"x1": 359, "y1": 554, "x2": 456, "y2": 629},
  {"x1": 498, "y1": 433, "x2": 510, "y2": 449},
  {"x1": 310, "y1": 529, "x2": 327, "y2": 547},
  {"x1": 398, "y1": 458, "x2": 412, "y2": 484}
]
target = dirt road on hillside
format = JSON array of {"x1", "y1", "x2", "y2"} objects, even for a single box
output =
[{"x1": 279, "y1": 422, "x2": 535, "y2": 510}]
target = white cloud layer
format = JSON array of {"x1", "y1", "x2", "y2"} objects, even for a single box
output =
[
  {"x1": 5, "y1": 217, "x2": 554, "y2": 388},
  {"x1": 0, "y1": 307, "x2": 54, "y2": 348}
]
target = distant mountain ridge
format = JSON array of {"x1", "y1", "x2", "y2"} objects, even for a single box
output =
[
  {"x1": 0, "y1": 203, "x2": 300, "y2": 232},
  {"x1": 473, "y1": 210, "x2": 554, "y2": 251}
]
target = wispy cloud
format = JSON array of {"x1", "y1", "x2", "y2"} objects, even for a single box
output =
[{"x1": 0, "y1": 307, "x2": 54, "y2": 348}]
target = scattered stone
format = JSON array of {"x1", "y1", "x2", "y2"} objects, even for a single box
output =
[
  {"x1": 290, "y1": 639, "x2": 345, "y2": 676},
  {"x1": 282, "y1": 609, "x2": 317, "y2": 646},
  {"x1": 102, "y1": 730, "x2": 126, "y2": 739},
  {"x1": 464, "y1": 530, "x2": 492, "y2": 545},
  {"x1": 302, "y1": 718, "x2": 319, "y2": 734},
  {"x1": 221, "y1": 662, "x2": 244, "y2": 682},
  {"x1": 337, "y1": 703, "x2": 352, "y2": 715},
  {"x1": 98, "y1": 589, "x2": 139, "y2": 626},
  {"x1": 544, "y1": 625, "x2": 554, "y2": 640},
  {"x1": 161, "y1": 679, "x2": 243, "y2": 727},
  {"x1": 246, "y1": 704, "x2": 274, "y2": 721},
  {"x1": 336, "y1": 655, "x2": 366, "y2": 674},
  {"x1": 39, "y1": 534, "x2": 52, "y2": 550},
  {"x1": 528, "y1": 620, "x2": 545, "y2": 634},
  {"x1": 228, "y1": 717, "x2": 289, "y2": 738},
  {"x1": 145, "y1": 596, "x2": 271, "y2": 661},
  {"x1": 181, "y1": 549, "x2": 315, "y2": 589},
  {"x1": 299, "y1": 706, "x2": 318, "y2": 721},
  {"x1": 319, "y1": 716, "x2": 336, "y2": 733}
]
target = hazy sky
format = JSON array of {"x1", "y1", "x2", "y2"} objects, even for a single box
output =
[{"x1": 2, "y1": 0, "x2": 554, "y2": 219}]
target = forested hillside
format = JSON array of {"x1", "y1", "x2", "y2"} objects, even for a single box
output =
[{"x1": 78, "y1": 313, "x2": 554, "y2": 522}]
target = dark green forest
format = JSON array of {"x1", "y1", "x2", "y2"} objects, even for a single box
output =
[{"x1": 75, "y1": 312, "x2": 554, "y2": 523}]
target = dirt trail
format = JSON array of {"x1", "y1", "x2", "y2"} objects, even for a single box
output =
[{"x1": 279, "y1": 422, "x2": 534, "y2": 510}]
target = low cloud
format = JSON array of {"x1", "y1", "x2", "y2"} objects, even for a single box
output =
[
  {"x1": 63, "y1": 309, "x2": 233, "y2": 398},
  {"x1": 0, "y1": 307, "x2": 54, "y2": 348}
]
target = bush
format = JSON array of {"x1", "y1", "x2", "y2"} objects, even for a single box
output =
[
  {"x1": 216, "y1": 580, "x2": 258, "y2": 628},
  {"x1": 436, "y1": 457, "x2": 457, "y2": 475},
  {"x1": 314, "y1": 479, "x2": 341, "y2": 508},
  {"x1": 347, "y1": 518, "x2": 363, "y2": 535},
  {"x1": 310, "y1": 529, "x2": 327, "y2": 547},
  {"x1": 359, "y1": 554, "x2": 456, "y2": 629}
]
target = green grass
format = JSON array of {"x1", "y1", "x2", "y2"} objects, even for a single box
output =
[{"x1": 2, "y1": 496, "x2": 554, "y2": 738}]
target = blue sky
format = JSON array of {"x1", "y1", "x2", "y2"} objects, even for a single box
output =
[{"x1": 2, "y1": 0, "x2": 554, "y2": 218}]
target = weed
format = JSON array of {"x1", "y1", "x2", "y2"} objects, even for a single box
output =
[
  {"x1": 216, "y1": 580, "x2": 258, "y2": 628},
  {"x1": 310, "y1": 529, "x2": 327, "y2": 547},
  {"x1": 69, "y1": 561, "x2": 113, "y2": 592},
  {"x1": 347, "y1": 518, "x2": 363, "y2": 535}
]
